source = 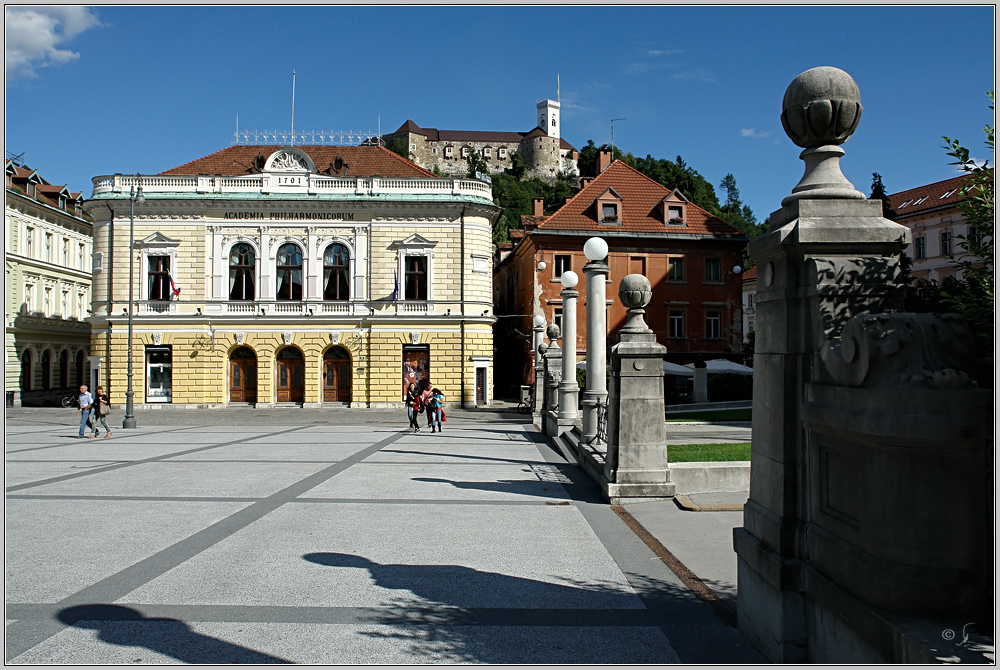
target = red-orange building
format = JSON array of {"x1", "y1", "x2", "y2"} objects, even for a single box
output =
[{"x1": 493, "y1": 157, "x2": 748, "y2": 396}]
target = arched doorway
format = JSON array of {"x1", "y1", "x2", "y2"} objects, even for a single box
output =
[
  {"x1": 323, "y1": 346, "x2": 352, "y2": 403},
  {"x1": 20, "y1": 350, "x2": 32, "y2": 392},
  {"x1": 229, "y1": 347, "x2": 258, "y2": 403},
  {"x1": 275, "y1": 347, "x2": 304, "y2": 403},
  {"x1": 59, "y1": 350, "x2": 69, "y2": 388},
  {"x1": 41, "y1": 350, "x2": 51, "y2": 390},
  {"x1": 75, "y1": 350, "x2": 85, "y2": 387}
]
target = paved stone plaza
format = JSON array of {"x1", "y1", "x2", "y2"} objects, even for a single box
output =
[{"x1": 5, "y1": 407, "x2": 760, "y2": 664}]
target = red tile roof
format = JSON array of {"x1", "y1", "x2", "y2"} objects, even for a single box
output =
[
  {"x1": 742, "y1": 266, "x2": 758, "y2": 281},
  {"x1": 536, "y1": 160, "x2": 745, "y2": 237},
  {"x1": 887, "y1": 170, "x2": 992, "y2": 218},
  {"x1": 159, "y1": 145, "x2": 439, "y2": 179}
]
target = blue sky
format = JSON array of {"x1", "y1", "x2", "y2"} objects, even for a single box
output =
[{"x1": 5, "y1": 5, "x2": 995, "y2": 221}]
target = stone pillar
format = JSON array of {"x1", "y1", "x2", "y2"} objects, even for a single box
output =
[
  {"x1": 692, "y1": 362, "x2": 708, "y2": 402},
  {"x1": 541, "y1": 324, "x2": 562, "y2": 437},
  {"x1": 582, "y1": 238, "x2": 610, "y2": 443},
  {"x1": 532, "y1": 315, "x2": 546, "y2": 423},
  {"x1": 557, "y1": 273, "x2": 580, "y2": 424},
  {"x1": 733, "y1": 67, "x2": 928, "y2": 663},
  {"x1": 603, "y1": 274, "x2": 674, "y2": 501}
]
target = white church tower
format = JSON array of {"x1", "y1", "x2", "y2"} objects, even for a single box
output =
[{"x1": 537, "y1": 99, "x2": 560, "y2": 140}]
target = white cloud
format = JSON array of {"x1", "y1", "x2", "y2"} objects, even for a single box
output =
[
  {"x1": 645, "y1": 49, "x2": 681, "y2": 57},
  {"x1": 741, "y1": 128, "x2": 773, "y2": 139},
  {"x1": 5, "y1": 6, "x2": 102, "y2": 80},
  {"x1": 671, "y1": 69, "x2": 715, "y2": 83}
]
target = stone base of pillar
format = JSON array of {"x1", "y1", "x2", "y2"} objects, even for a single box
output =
[
  {"x1": 544, "y1": 409, "x2": 579, "y2": 438},
  {"x1": 603, "y1": 480, "x2": 676, "y2": 505}
]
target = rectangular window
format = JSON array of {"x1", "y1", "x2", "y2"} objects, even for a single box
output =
[
  {"x1": 25, "y1": 283, "x2": 35, "y2": 313},
  {"x1": 668, "y1": 256, "x2": 685, "y2": 281},
  {"x1": 940, "y1": 231, "x2": 952, "y2": 256},
  {"x1": 554, "y1": 307, "x2": 564, "y2": 332},
  {"x1": 45, "y1": 233, "x2": 52, "y2": 262},
  {"x1": 445, "y1": 147, "x2": 453, "y2": 158},
  {"x1": 499, "y1": 148, "x2": 507, "y2": 158},
  {"x1": 44, "y1": 287, "x2": 52, "y2": 317},
  {"x1": 705, "y1": 258, "x2": 722, "y2": 282},
  {"x1": 669, "y1": 310, "x2": 685, "y2": 338},
  {"x1": 61, "y1": 291, "x2": 69, "y2": 317},
  {"x1": 602, "y1": 203, "x2": 618, "y2": 221},
  {"x1": 79, "y1": 243, "x2": 85, "y2": 268},
  {"x1": 461, "y1": 147, "x2": 470, "y2": 158},
  {"x1": 629, "y1": 256, "x2": 646, "y2": 277},
  {"x1": 26, "y1": 228, "x2": 34, "y2": 257},
  {"x1": 404, "y1": 255, "x2": 428, "y2": 300},
  {"x1": 146, "y1": 346, "x2": 173, "y2": 403},
  {"x1": 914, "y1": 237, "x2": 926, "y2": 260},
  {"x1": 554, "y1": 254, "x2": 572, "y2": 278},
  {"x1": 484, "y1": 147, "x2": 492, "y2": 157},
  {"x1": 667, "y1": 205, "x2": 684, "y2": 224},
  {"x1": 78, "y1": 293, "x2": 85, "y2": 319},
  {"x1": 62, "y1": 239, "x2": 69, "y2": 265},
  {"x1": 432, "y1": 147, "x2": 437, "y2": 155},
  {"x1": 706, "y1": 311, "x2": 722, "y2": 339},
  {"x1": 148, "y1": 256, "x2": 171, "y2": 300}
]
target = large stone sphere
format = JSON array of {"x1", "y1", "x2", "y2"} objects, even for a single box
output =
[
  {"x1": 619, "y1": 274, "x2": 652, "y2": 310},
  {"x1": 546, "y1": 324, "x2": 561, "y2": 340},
  {"x1": 781, "y1": 66, "x2": 862, "y2": 148}
]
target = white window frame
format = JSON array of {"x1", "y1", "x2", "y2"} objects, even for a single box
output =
[
  {"x1": 396, "y1": 234, "x2": 437, "y2": 303},
  {"x1": 499, "y1": 148, "x2": 508, "y2": 158},
  {"x1": 224, "y1": 239, "x2": 262, "y2": 302},
  {"x1": 705, "y1": 311, "x2": 722, "y2": 340},
  {"x1": 669, "y1": 309, "x2": 686, "y2": 338},
  {"x1": 137, "y1": 233, "x2": 181, "y2": 303}
]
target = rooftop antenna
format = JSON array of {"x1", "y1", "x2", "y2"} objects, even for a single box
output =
[
  {"x1": 290, "y1": 70, "x2": 296, "y2": 146},
  {"x1": 611, "y1": 118, "x2": 625, "y2": 162}
]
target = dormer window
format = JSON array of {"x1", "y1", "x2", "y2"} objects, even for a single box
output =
[
  {"x1": 662, "y1": 189, "x2": 689, "y2": 226},
  {"x1": 596, "y1": 187, "x2": 623, "y2": 224}
]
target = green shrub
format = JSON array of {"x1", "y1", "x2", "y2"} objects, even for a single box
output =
[{"x1": 707, "y1": 373, "x2": 753, "y2": 401}]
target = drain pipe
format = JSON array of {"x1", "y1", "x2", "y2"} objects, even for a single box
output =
[
  {"x1": 105, "y1": 203, "x2": 114, "y2": 390},
  {"x1": 460, "y1": 205, "x2": 466, "y2": 408}
]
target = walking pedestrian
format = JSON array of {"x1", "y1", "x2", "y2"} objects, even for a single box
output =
[
  {"x1": 404, "y1": 382, "x2": 421, "y2": 432},
  {"x1": 418, "y1": 380, "x2": 434, "y2": 431},
  {"x1": 429, "y1": 388, "x2": 444, "y2": 432},
  {"x1": 90, "y1": 386, "x2": 112, "y2": 438},
  {"x1": 75, "y1": 384, "x2": 94, "y2": 439}
]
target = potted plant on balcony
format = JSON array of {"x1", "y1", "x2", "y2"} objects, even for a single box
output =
[
  {"x1": 601, "y1": 215, "x2": 619, "y2": 224},
  {"x1": 669, "y1": 217, "x2": 686, "y2": 226}
]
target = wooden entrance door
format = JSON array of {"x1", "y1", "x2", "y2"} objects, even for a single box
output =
[
  {"x1": 229, "y1": 347, "x2": 257, "y2": 403},
  {"x1": 276, "y1": 347, "x2": 304, "y2": 403},
  {"x1": 323, "y1": 347, "x2": 351, "y2": 402}
]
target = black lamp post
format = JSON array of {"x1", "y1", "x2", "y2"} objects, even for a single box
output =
[{"x1": 123, "y1": 173, "x2": 144, "y2": 429}]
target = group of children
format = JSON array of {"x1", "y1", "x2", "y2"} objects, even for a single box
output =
[{"x1": 404, "y1": 380, "x2": 445, "y2": 433}]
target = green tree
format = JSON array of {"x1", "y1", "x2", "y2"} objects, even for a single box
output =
[
  {"x1": 385, "y1": 136, "x2": 410, "y2": 160},
  {"x1": 466, "y1": 150, "x2": 489, "y2": 179},
  {"x1": 505, "y1": 150, "x2": 529, "y2": 180},
  {"x1": 717, "y1": 173, "x2": 762, "y2": 239},
  {"x1": 869, "y1": 172, "x2": 896, "y2": 219}
]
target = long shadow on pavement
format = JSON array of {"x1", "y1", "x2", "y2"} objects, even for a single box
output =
[{"x1": 56, "y1": 604, "x2": 291, "y2": 663}]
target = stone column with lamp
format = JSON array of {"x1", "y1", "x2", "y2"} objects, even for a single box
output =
[
  {"x1": 556, "y1": 270, "x2": 580, "y2": 434},
  {"x1": 532, "y1": 314, "x2": 546, "y2": 422},
  {"x1": 581, "y1": 237, "x2": 610, "y2": 443},
  {"x1": 541, "y1": 323, "x2": 562, "y2": 437},
  {"x1": 602, "y1": 274, "x2": 674, "y2": 501}
]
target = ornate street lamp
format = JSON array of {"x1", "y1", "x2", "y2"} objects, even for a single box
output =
[{"x1": 123, "y1": 174, "x2": 144, "y2": 429}]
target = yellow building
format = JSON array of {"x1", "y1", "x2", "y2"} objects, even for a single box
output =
[{"x1": 83, "y1": 145, "x2": 499, "y2": 408}]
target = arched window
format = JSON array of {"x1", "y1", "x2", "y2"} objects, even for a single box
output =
[
  {"x1": 21, "y1": 350, "x2": 32, "y2": 392},
  {"x1": 276, "y1": 243, "x2": 303, "y2": 301},
  {"x1": 75, "y1": 350, "x2": 85, "y2": 387},
  {"x1": 229, "y1": 243, "x2": 256, "y2": 300},
  {"x1": 323, "y1": 243, "x2": 350, "y2": 301},
  {"x1": 41, "y1": 350, "x2": 51, "y2": 390}
]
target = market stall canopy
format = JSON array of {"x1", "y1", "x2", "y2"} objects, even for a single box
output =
[
  {"x1": 684, "y1": 358, "x2": 754, "y2": 375},
  {"x1": 663, "y1": 361, "x2": 694, "y2": 377}
]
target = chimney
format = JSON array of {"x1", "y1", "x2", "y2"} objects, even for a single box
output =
[
  {"x1": 580, "y1": 177, "x2": 592, "y2": 189},
  {"x1": 533, "y1": 197, "x2": 545, "y2": 217},
  {"x1": 598, "y1": 149, "x2": 612, "y2": 173}
]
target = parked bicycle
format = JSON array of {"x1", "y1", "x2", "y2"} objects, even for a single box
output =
[
  {"x1": 589, "y1": 399, "x2": 609, "y2": 444},
  {"x1": 60, "y1": 393, "x2": 79, "y2": 408},
  {"x1": 517, "y1": 388, "x2": 535, "y2": 414}
]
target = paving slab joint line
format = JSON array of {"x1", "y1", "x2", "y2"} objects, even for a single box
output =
[
  {"x1": 611, "y1": 505, "x2": 737, "y2": 628},
  {"x1": 674, "y1": 494, "x2": 744, "y2": 512}
]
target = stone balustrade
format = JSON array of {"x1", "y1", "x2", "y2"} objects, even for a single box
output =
[{"x1": 91, "y1": 173, "x2": 492, "y2": 200}]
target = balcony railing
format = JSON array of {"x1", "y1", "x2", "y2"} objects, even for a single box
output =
[{"x1": 92, "y1": 173, "x2": 492, "y2": 200}]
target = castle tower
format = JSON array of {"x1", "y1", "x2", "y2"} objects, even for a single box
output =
[{"x1": 536, "y1": 99, "x2": 560, "y2": 140}]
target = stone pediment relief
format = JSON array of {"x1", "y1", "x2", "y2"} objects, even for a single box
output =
[
  {"x1": 391, "y1": 233, "x2": 437, "y2": 250},
  {"x1": 138, "y1": 232, "x2": 181, "y2": 248},
  {"x1": 265, "y1": 147, "x2": 316, "y2": 173}
]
